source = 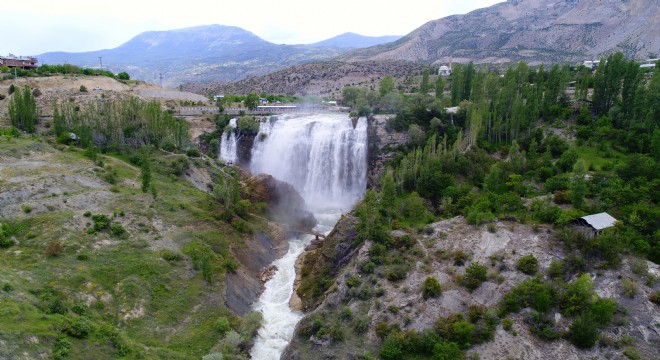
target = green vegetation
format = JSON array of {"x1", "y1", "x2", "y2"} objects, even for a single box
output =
[
  {"x1": 8, "y1": 85, "x2": 38, "y2": 133},
  {"x1": 0, "y1": 131, "x2": 270, "y2": 358},
  {"x1": 294, "y1": 52, "x2": 657, "y2": 358}
]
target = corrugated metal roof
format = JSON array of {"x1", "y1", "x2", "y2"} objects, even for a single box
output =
[{"x1": 580, "y1": 212, "x2": 617, "y2": 230}]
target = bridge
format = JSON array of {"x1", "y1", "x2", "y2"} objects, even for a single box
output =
[{"x1": 172, "y1": 105, "x2": 350, "y2": 116}]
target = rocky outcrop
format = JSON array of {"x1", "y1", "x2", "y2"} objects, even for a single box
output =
[
  {"x1": 225, "y1": 227, "x2": 287, "y2": 315},
  {"x1": 243, "y1": 173, "x2": 317, "y2": 232},
  {"x1": 366, "y1": 115, "x2": 410, "y2": 189},
  {"x1": 342, "y1": 0, "x2": 660, "y2": 64}
]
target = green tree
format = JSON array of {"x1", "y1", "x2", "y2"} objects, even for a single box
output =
[
  {"x1": 8, "y1": 85, "x2": 37, "y2": 133},
  {"x1": 435, "y1": 76, "x2": 445, "y2": 99},
  {"x1": 245, "y1": 92, "x2": 260, "y2": 110},
  {"x1": 140, "y1": 155, "x2": 152, "y2": 193},
  {"x1": 380, "y1": 170, "x2": 397, "y2": 213},
  {"x1": 117, "y1": 72, "x2": 130, "y2": 80},
  {"x1": 379, "y1": 75, "x2": 395, "y2": 97},
  {"x1": 420, "y1": 68, "x2": 431, "y2": 94}
]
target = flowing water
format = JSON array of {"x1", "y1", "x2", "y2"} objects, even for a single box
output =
[
  {"x1": 249, "y1": 113, "x2": 368, "y2": 359},
  {"x1": 219, "y1": 118, "x2": 238, "y2": 163}
]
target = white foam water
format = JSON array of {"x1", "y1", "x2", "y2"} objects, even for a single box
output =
[{"x1": 249, "y1": 113, "x2": 368, "y2": 359}]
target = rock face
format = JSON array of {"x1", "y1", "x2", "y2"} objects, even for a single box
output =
[
  {"x1": 225, "y1": 229, "x2": 286, "y2": 316},
  {"x1": 283, "y1": 217, "x2": 660, "y2": 360},
  {"x1": 342, "y1": 0, "x2": 660, "y2": 64},
  {"x1": 366, "y1": 115, "x2": 410, "y2": 189},
  {"x1": 244, "y1": 174, "x2": 317, "y2": 232}
]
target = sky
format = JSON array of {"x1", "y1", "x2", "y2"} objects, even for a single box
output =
[{"x1": 2, "y1": 0, "x2": 502, "y2": 56}]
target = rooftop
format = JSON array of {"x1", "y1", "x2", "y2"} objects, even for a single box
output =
[{"x1": 579, "y1": 212, "x2": 617, "y2": 230}]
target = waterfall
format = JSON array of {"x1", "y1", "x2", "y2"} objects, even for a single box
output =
[
  {"x1": 219, "y1": 118, "x2": 238, "y2": 163},
  {"x1": 250, "y1": 113, "x2": 368, "y2": 211},
  {"x1": 249, "y1": 113, "x2": 368, "y2": 359}
]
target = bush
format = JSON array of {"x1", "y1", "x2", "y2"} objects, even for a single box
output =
[
  {"x1": 46, "y1": 241, "x2": 64, "y2": 257},
  {"x1": 567, "y1": 315, "x2": 599, "y2": 348},
  {"x1": 0, "y1": 224, "x2": 15, "y2": 248},
  {"x1": 214, "y1": 316, "x2": 231, "y2": 334},
  {"x1": 422, "y1": 276, "x2": 442, "y2": 299},
  {"x1": 53, "y1": 335, "x2": 71, "y2": 359},
  {"x1": 117, "y1": 72, "x2": 130, "y2": 80},
  {"x1": 110, "y1": 223, "x2": 126, "y2": 237},
  {"x1": 502, "y1": 318, "x2": 513, "y2": 332},
  {"x1": 160, "y1": 249, "x2": 182, "y2": 262},
  {"x1": 431, "y1": 341, "x2": 463, "y2": 360},
  {"x1": 67, "y1": 317, "x2": 92, "y2": 338},
  {"x1": 91, "y1": 214, "x2": 111, "y2": 232},
  {"x1": 186, "y1": 148, "x2": 201, "y2": 157},
  {"x1": 379, "y1": 332, "x2": 404, "y2": 360},
  {"x1": 79, "y1": 85, "x2": 88, "y2": 92},
  {"x1": 515, "y1": 254, "x2": 539, "y2": 275},
  {"x1": 462, "y1": 263, "x2": 487, "y2": 291},
  {"x1": 649, "y1": 290, "x2": 660, "y2": 305}
]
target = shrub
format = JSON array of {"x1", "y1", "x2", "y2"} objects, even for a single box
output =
[
  {"x1": 91, "y1": 214, "x2": 111, "y2": 232},
  {"x1": 214, "y1": 316, "x2": 231, "y2": 334},
  {"x1": 22, "y1": 204, "x2": 32, "y2": 213},
  {"x1": 422, "y1": 276, "x2": 442, "y2": 299},
  {"x1": 649, "y1": 290, "x2": 660, "y2": 305},
  {"x1": 560, "y1": 274, "x2": 594, "y2": 316},
  {"x1": 462, "y1": 263, "x2": 487, "y2": 291},
  {"x1": 79, "y1": 85, "x2": 88, "y2": 92},
  {"x1": 515, "y1": 254, "x2": 539, "y2": 275},
  {"x1": 453, "y1": 251, "x2": 469, "y2": 266},
  {"x1": 160, "y1": 249, "x2": 182, "y2": 262},
  {"x1": 622, "y1": 278, "x2": 637, "y2": 298},
  {"x1": 46, "y1": 241, "x2": 64, "y2": 257},
  {"x1": 83, "y1": 211, "x2": 91, "y2": 217},
  {"x1": 502, "y1": 318, "x2": 513, "y2": 332},
  {"x1": 567, "y1": 315, "x2": 599, "y2": 348},
  {"x1": 0, "y1": 224, "x2": 15, "y2": 248},
  {"x1": 53, "y1": 335, "x2": 71, "y2": 359},
  {"x1": 186, "y1": 148, "x2": 201, "y2": 157},
  {"x1": 379, "y1": 332, "x2": 404, "y2": 360},
  {"x1": 354, "y1": 316, "x2": 370, "y2": 334},
  {"x1": 431, "y1": 341, "x2": 463, "y2": 360},
  {"x1": 67, "y1": 317, "x2": 92, "y2": 338},
  {"x1": 589, "y1": 298, "x2": 617, "y2": 327},
  {"x1": 346, "y1": 275, "x2": 361, "y2": 288},
  {"x1": 110, "y1": 223, "x2": 126, "y2": 237}
]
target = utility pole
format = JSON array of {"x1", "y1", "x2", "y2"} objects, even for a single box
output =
[
  {"x1": 98, "y1": 57, "x2": 103, "y2": 71},
  {"x1": 159, "y1": 72, "x2": 163, "y2": 88},
  {"x1": 14, "y1": 67, "x2": 17, "y2": 84}
]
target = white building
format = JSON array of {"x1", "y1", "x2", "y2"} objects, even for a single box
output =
[{"x1": 438, "y1": 65, "x2": 452, "y2": 76}]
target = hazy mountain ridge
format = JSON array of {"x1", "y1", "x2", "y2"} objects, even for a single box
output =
[
  {"x1": 310, "y1": 33, "x2": 402, "y2": 48},
  {"x1": 38, "y1": 25, "x2": 352, "y2": 87},
  {"x1": 341, "y1": 0, "x2": 660, "y2": 64}
]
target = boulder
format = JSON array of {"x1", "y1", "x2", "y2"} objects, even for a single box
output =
[{"x1": 245, "y1": 173, "x2": 317, "y2": 231}]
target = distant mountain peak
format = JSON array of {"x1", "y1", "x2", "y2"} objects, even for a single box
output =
[{"x1": 311, "y1": 33, "x2": 402, "y2": 49}]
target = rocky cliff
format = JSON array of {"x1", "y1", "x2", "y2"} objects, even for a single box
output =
[{"x1": 342, "y1": 0, "x2": 660, "y2": 64}]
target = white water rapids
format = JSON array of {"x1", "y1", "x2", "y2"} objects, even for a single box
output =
[
  {"x1": 219, "y1": 118, "x2": 238, "y2": 163},
  {"x1": 249, "y1": 113, "x2": 368, "y2": 359}
]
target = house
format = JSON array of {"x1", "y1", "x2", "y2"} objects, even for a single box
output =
[
  {"x1": 0, "y1": 54, "x2": 38, "y2": 69},
  {"x1": 582, "y1": 60, "x2": 600, "y2": 70},
  {"x1": 574, "y1": 212, "x2": 617, "y2": 238},
  {"x1": 438, "y1": 65, "x2": 452, "y2": 76}
]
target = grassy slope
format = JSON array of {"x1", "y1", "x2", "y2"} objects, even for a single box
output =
[{"x1": 0, "y1": 136, "x2": 256, "y2": 359}]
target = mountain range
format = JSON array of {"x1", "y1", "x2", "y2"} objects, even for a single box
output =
[
  {"x1": 342, "y1": 0, "x2": 660, "y2": 65},
  {"x1": 38, "y1": 26, "x2": 400, "y2": 87},
  {"x1": 39, "y1": 0, "x2": 659, "y2": 89}
]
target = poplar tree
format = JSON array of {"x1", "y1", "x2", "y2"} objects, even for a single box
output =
[{"x1": 8, "y1": 86, "x2": 37, "y2": 133}]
